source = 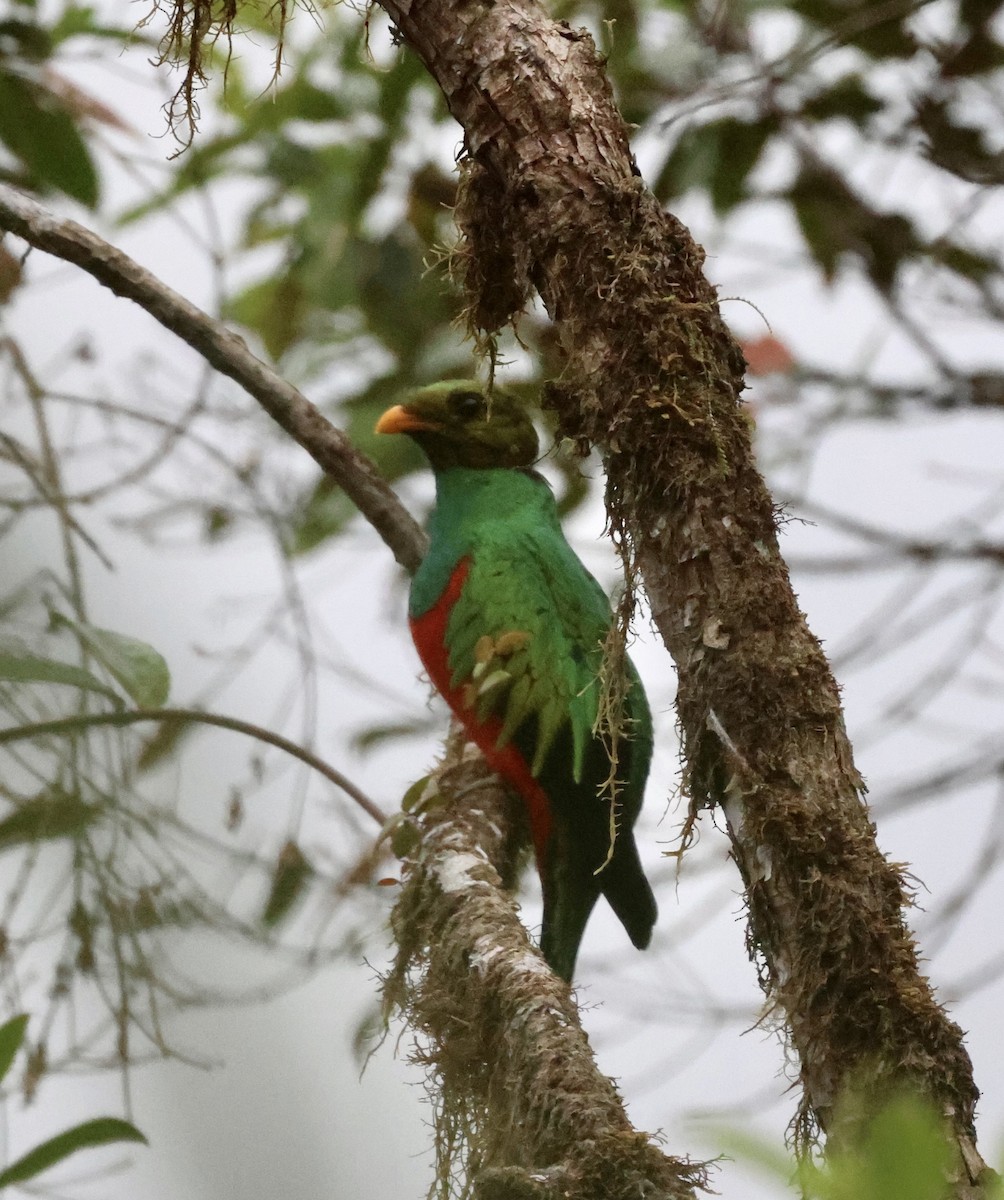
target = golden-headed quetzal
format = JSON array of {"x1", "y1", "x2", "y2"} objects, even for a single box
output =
[{"x1": 376, "y1": 381, "x2": 657, "y2": 981}]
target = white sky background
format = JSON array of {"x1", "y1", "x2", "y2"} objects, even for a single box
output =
[{"x1": 2, "y1": 1, "x2": 1004, "y2": 1197}]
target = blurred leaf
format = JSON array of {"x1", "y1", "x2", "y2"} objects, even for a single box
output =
[
  {"x1": 0, "y1": 1015, "x2": 29, "y2": 1085},
  {"x1": 938, "y1": 26, "x2": 1004, "y2": 76},
  {"x1": 861, "y1": 212, "x2": 917, "y2": 293},
  {"x1": 351, "y1": 232, "x2": 455, "y2": 356},
  {"x1": 933, "y1": 243, "x2": 996, "y2": 283},
  {"x1": 390, "y1": 818, "x2": 421, "y2": 858},
  {"x1": 288, "y1": 475, "x2": 356, "y2": 554},
  {"x1": 262, "y1": 840, "x2": 313, "y2": 928},
  {"x1": 788, "y1": 165, "x2": 918, "y2": 291},
  {"x1": 351, "y1": 720, "x2": 433, "y2": 753},
  {"x1": 655, "y1": 115, "x2": 775, "y2": 212},
  {"x1": 288, "y1": 383, "x2": 428, "y2": 555},
  {"x1": 0, "y1": 789, "x2": 100, "y2": 852},
  {"x1": 709, "y1": 116, "x2": 776, "y2": 213},
  {"x1": 791, "y1": 0, "x2": 916, "y2": 57},
  {"x1": 742, "y1": 334, "x2": 796, "y2": 376},
  {"x1": 407, "y1": 163, "x2": 458, "y2": 244},
  {"x1": 708, "y1": 1094, "x2": 954, "y2": 1200},
  {"x1": 351, "y1": 1004, "x2": 384, "y2": 1070},
  {"x1": 0, "y1": 69, "x2": 98, "y2": 205},
  {"x1": 0, "y1": 18, "x2": 50, "y2": 58},
  {"x1": 227, "y1": 272, "x2": 308, "y2": 360},
  {"x1": 0, "y1": 645, "x2": 123, "y2": 706},
  {"x1": 704, "y1": 1125, "x2": 794, "y2": 1183},
  {"x1": 49, "y1": 6, "x2": 144, "y2": 45},
  {"x1": 802, "y1": 74, "x2": 882, "y2": 126},
  {"x1": 401, "y1": 775, "x2": 433, "y2": 813},
  {"x1": 0, "y1": 1117, "x2": 146, "y2": 1188},
  {"x1": 136, "y1": 711, "x2": 202, "y2": 772},
  {"x1": 809, "y1": 1094, "x2": 954, "y2": 1200},
  {"x1": 916, "y1": 97, "x2": 1004, "y2": 183},
  {"x1": 0, "y1": 242, "x2": 22, "y2": 303},
  {"x1": 51, "y1": 617, "x2": 170, "y2": 708}
]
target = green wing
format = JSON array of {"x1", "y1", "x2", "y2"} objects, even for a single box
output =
[
  {"x1": 441, "y1": 514, "x2": 656, "y2": 979},
  {"x1": 445, "y1": 525, "x2": 621, "y2": 779}
]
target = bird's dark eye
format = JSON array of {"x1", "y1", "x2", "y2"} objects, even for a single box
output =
[{"x1": 450, "y1": 391, "x2": 484, "y2": 420}]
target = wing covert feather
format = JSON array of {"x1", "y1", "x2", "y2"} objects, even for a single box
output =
[{"x1": 445, "y1": 527, "x2": 612, "y2": 779}]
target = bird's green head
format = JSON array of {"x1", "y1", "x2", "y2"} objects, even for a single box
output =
[{"x1": 375, "y1": 380, "x2": 538, "y2": 471}]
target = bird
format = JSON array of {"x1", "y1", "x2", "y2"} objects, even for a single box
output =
[{"x1": 376, "y1": 380, "x2": 657, "y2": 981}]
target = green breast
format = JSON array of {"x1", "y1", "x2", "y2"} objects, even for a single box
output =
[{"x1": 410, "y1": 467, "x2": 562, "y2": 618}]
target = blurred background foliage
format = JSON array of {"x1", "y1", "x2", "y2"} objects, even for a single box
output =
[{"x1": 1, "y1": 0, "x2": 1004, "y2": 1191}]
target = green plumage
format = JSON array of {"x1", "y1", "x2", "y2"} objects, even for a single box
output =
[{"x1": 378, "y1": 381, "x2": 657, "y2": 981}]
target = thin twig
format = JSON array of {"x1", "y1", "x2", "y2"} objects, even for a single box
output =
[
  {"x1": 0, "y1": 183, "x2": 427, "y2": 573},
  {"x1": 0, "y1": 706, "x2": 388, "y2": 826}
]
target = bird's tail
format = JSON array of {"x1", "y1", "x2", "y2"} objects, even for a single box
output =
[
  {"x1": 600, "y1": 833, "x2": 658, "y2": 950},
  {"x1": 539, "y1": 855, "x2": 601, "y2": 983}
]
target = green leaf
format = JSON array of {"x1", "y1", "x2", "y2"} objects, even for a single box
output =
[
  {"x1": 708, "y1": 116, "x2": 776, "y2": 214},
  {"x1": 655, "y1": 115, "x2": 776, "y2": 212},
  {"x1": 855, "y1": 1097, "x2": 953, "y2": 1200},
  {"x1": 400, "y1": 775, "x2": 433, "y2": 813},
  {"x1": 51, "y1": 617, "x2": 170, "y2": 708},
  {"x1": 0, "y1": 645, "x2": 123, "y2": 707},
  {"x1": 703, "y1": 1126, "x2": 794, "y2": 1183},
  {"x1": 261, "y1": 840, "x2": 313, "y2": 928},
  {"x1": 0, "y1": 789, "x2": 100, "y2": 852},
  {"x1": 49, "y1": 7, "x2": 142, "y2": 45},
  {"x1": 802, "y1": 74, "x2": 883, "y2": 126},
  {"x1": 0, "y1": 1117, "x2": 146, "y2": 1188},
  {"x1": 791, "y1": 0, "x2": 916, "y2": 58},
  {"x1": 0, "y1": 1015, "x2": 29, "y2": 1085},
  {"x1": 0, "y1": 18, "x2": 51, "y2": 59},
  {"x1": 390, "y1": 818, "x2": 421, "y2": 859},
  {"x1": 0, "y1": 70, "x2": 98, "y2": 206},
  {"x1": 350, "y1": 720, "x2": 433, "y2": 753},
  {"x1": 288, "y1": 476, "x2": 356, "y2": 555},
  {"x1": 934, "y1": 243, "x2": 996, "y2": 283},
  {"x1": 226, "y1": 273, "x2": 308, "y2": 360},
  {"x1": 136, "y1": 712, "x2": 201, "y2": 772}
]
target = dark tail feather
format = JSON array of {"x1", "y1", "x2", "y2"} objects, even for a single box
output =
[
  {"x1": 539, "y1": 838, "x2": 656, "y2": 979},
  {"x1": 539, "y1": 860, "x2": 601, "y2": 983},
  {"x1": 600, "y1": 834, "x2": 657, "y2": 950}
]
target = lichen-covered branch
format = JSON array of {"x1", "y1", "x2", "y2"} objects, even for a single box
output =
[
  {"x1": 0, "y1": 183, "x2": 426, "y2": 574},
  {"x1": 372, "y1": 0, "x2": 989, "y2": 1187},
  {"x1": 384, "y1": 742, "x2": 706, "y2": 1200}
]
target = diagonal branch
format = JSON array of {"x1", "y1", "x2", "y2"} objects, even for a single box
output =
[
  {"x1": 0, "y1": 182, "x2": 426, "y2": 574},
  {"x1": 385, "y1": 741, "x2": 707, "y2": 1200}
]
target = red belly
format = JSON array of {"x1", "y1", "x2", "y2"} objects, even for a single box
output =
[{"x1": 409, "y1": 557, "x2": 553, "y2": 863}]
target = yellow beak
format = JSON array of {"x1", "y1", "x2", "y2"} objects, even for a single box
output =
[{"x1": 374, "y1": 404, "x2": 438, "y2": 435}]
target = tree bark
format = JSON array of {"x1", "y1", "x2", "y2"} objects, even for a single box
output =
[
  {"x1": 385, "y1": 740, "x2": 706, "y2": 1200},
  {"x1": 373, "y1": 0, "x2": 989, "y2": 1187}
]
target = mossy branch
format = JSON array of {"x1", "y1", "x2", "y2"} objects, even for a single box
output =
[{"x1": 384, "y1": 740, "x2": 707, "y2": 1200}]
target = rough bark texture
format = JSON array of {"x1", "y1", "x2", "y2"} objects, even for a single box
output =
[
  {"x1": 374, "y1": 0, "x2": 989, "y2": 1187},
  {"x1": 384, "y1": 740, "x2": 706, "y2": 1200}
]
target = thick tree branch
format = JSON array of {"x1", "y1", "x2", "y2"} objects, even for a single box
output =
[
  {"x1": 372, "y1": 0, "x2": 990, "y2": 1187},
  {"x1": 385, "y1": 741, "x2": 706, "y2": 1200},
  {"x1": 0, "y1": 183, "x2": 426, "y2": 574}
]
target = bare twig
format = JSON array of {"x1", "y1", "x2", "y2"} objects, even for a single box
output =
[{"x1": 0, "y1": 706, "x2": 387, "y2": 825}]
